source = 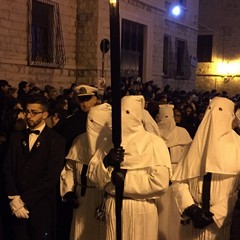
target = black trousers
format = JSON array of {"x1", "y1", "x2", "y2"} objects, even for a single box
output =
[{"x1": 12, "y1": 202, "x2": 54, "y2": 240}]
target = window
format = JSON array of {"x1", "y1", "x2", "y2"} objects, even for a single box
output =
[
  {"x1": 179, "y1": 0, "x2": 186, "y2": 7},
  {"x1": 163, "y1": 35, "x2": 174, "y2": 77},
  {"x1": 28, "y1": 0, "x2": 65, "y2": 68},
  {"x1": 175, "y1": 39, "x2": 190, "y2": 79},
  {"x1": 197, "y1": 35, "x2": 213, "y2": 62},
  {"x1": 121, "y1": 19, "x2": 144, "y2": 80}
]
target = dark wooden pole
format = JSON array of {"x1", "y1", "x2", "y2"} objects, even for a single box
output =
[{"x1": 109, "y1": 1, "x2": 122, "y2": 240}]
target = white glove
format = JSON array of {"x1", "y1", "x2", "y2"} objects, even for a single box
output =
[
  {"x1": 14, "y1": 206, "x2": 29, "y2": 219},
  {"x1": 8, "y1": 195, "x2": 25, "y2": 213}
]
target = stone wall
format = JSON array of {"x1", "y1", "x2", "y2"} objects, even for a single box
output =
[
  {"x1": 0, "y1": 0, "x2": 77, "y2": 91},
  {"x1": 0, "y1": 0, "x2": 199, "y2": 93},
  {"x1": 196, "y1": 0, "x2": 240, "y2": 96}
]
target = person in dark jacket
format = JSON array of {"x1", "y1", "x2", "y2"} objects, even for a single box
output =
[
  {"x1": 59, "y1": 84, "x2": 99, "y2": 153},
  {"x1": 3, "y1": 95, "x2": 65, "y2": 240}
]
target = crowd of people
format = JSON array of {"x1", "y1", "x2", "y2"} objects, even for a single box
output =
[{"x1": 1, "y1": 77, "x2": 240, "y2": 240}]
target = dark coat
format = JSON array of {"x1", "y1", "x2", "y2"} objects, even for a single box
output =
[
  {"x1": 3, "y1": 126, "x2": 65, "y2": 239},
  {"x1": 58, "y1": 110, "x2": 87, "y2": 153}
]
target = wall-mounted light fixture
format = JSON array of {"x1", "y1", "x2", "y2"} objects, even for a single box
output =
[
  {"x1": 217, "y1": 61, "x2": 240, "y2": 75},
  {"x1": 217, "y1": 61, "x2": 240, "y2": 83}
]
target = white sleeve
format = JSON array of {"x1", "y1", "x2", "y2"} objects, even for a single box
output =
[
  {"x1": 211, "y1": 191, "x2": 238, "y2": 228},
  {"x1": 123, "y1": 165, "x2": 170, "y2": 199},
  {"x1": 87, "y1": 148, "x2": 113, "y2": 190},
  {"x1": 172, "y1": 181, "x2": 195, "y2": 214}
]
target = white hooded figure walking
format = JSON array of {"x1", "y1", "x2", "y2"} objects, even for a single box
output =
[
  {"x1": 60, "y1": 103, "x2": 112, "y2": 240},
  {"x1": 156, "y1": 104, "x2": 192, "y2": 240},
  {"x1": 88, "y1": 95, "x2": 172, "y2": 240},
  {"x1": 172, "y1": 97, "x2": 240, "y2": 240}
]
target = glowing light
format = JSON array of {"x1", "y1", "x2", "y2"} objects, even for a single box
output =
[
  {"x1": 217, "y1": 62, "x2": 240, "y2": 75},
  {"x1": 109, "y1": 0, "x2": 117, "y2": 7},
  {"x1": 171, "y1": 5, "x2": 181, "y2": 16}
]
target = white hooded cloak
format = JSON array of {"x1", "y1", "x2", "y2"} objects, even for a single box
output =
[
  {"x1": 60, "y1": 103, "x2": 112, "y2": 240},
  {"x1": 88, "y1": 95, "x2": 172, "y2": 240},
  {"x1": 171, "y1": 97, "x2": 240, "y2": 240}
]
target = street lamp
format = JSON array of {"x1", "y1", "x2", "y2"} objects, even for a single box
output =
[
  {"x1": 109, "y1": 1, "x2": 123, "y2": 240},
  {"x1": 170, "y1": 4, "x2": 182, "y2": 17},
  {"x1": 109, "y1": 0, "x2": 117, "y2": 7}
]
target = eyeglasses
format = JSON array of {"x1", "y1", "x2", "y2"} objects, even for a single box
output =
[{"x1": 24, "y1": 110, "x2": 43, "y2": 116}]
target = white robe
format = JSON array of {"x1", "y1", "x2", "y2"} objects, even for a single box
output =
[
  {"x1": 88, "y1": 147, "x2": 171, "y2": 240},
  {"x1": 88, "y1": 95, "x2": 172, "y2": 240},
  {"x1": 60, "y1": 133, "x2": 106, "y2": 240},
  {"x1": 156, "y1": 104, "x2": 192, "y2": 240},
  {"x1": 172, "y1": 174, "x2": 240, "y2": 240},
  {"x1": 60, "y1": 103, "x2": 112, "y2": 240},
  {"x1": 172, "y1": 97, "x2": 240, "y2": 240}
]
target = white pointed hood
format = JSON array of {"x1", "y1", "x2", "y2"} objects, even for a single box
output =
[
  {"x1": 120, "y1": 95, "x2": 172, "y2": 174},
  {"x1": 157, "y1": 104, "x2": 176, "y2": 139},
  {"x1": 66, "y1": 103, "x2": 112, "y2": 165},
  {"x1": 172, "y1": 97, "x2": 240, "y2": 181},
  {"x1": 157, "y1": 104, "x2": 192, "y2": 147},
  {"x1": 87, "y1": 103, "x2": 112, "y2": 158}
]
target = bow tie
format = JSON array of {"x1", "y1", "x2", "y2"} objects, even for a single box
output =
[{"x1": 27, "y1": 129, "x2": 40, "y2": 135}]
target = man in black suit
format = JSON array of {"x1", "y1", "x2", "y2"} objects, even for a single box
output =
[{"x1": 4, "y1": 95, "x2": 65, "y2": 240}]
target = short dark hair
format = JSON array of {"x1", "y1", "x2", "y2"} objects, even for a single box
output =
[
  {"x1": 0, "y1": 79, "x2": 9, "y2": 88},
  {"x1": 18, "y1": 81, "x2": 28, "y2": 90},
  {"x1": 26, "y1": 94, "x2": 49, "y2": 112}
]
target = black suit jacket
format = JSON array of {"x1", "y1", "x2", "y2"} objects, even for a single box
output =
[{"x1": 4, "y1": 126, "x2": 65, "y2": 211}]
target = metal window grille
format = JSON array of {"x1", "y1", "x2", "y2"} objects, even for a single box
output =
[
  {"x1": 28, "y1": 0, "x2": 66, "y2": 68},
  {"x1": 121, "y1": 19, "x2": 144, "y2": 80}
]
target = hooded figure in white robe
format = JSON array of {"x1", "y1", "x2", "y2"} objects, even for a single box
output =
[
  {"x1": 156, "y1": 104, "x2": 192, "y2": 240},
  {"x1": 60, "y1": 103, "x2": 112, "y2": 240},
  {"x1": 171, "y1": 97, "x2": 240, "y2": 240},
  {"x1": 87, "y1": 95, "x2": 172, "y2": 240}
]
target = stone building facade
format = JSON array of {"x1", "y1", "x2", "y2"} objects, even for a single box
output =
[
  {"x1": 0, "y1": 0, "x2": 199, "y2": 92},
  {"x1": 197, "y1": 0, "x2": 240, "y2": 97}
]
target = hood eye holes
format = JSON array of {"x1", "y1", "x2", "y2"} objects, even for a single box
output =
[
  {"x1": 219, "y1": 107, "x2": 223, "y2": 111},
  {"x1": 90, "y1": 119, "x2": 94, "y2": 122},
  {"x1": 126, "y1": 110, "x2": 130, "y2": 114},
  {"x1": 208, "y1": 106, "x2": 211, "y2": 110}
]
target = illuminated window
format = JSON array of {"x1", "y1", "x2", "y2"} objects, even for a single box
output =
[
  {"x1": 28, "y1": 0, "x2": 65, "y2": 68},
  {"x1": 197, "y1": 35, "x2": 213, "y2": 62}
]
